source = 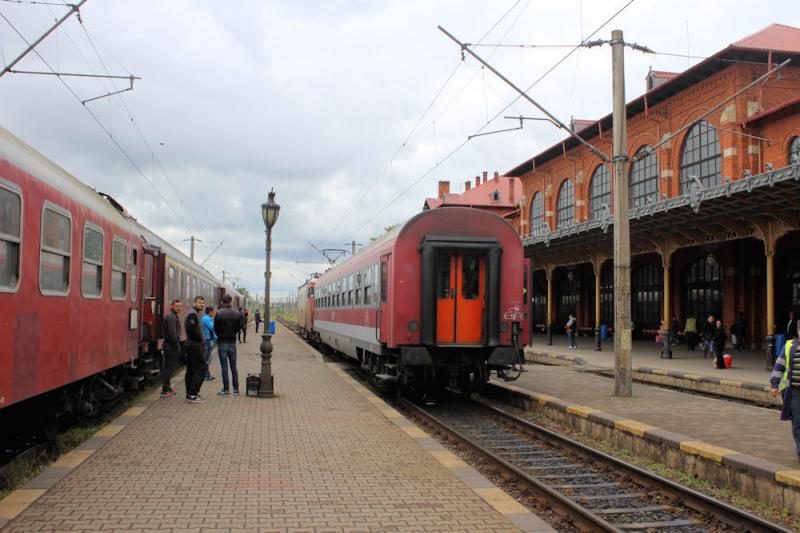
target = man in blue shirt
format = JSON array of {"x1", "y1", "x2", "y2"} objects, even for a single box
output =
[{"x1": 201, "y1": 306, "x2": 217, "y2": 381}]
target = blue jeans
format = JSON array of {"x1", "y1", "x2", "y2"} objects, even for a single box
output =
[
  {"x1": 791, "y1": 390, "x2": 800, "y2": 456},
  {"x1": 204, "y1": 339, "x2": 216, "y2": 378},
  {"x1": 218, "y1": 341, "x2": 239, "y2": 392}
]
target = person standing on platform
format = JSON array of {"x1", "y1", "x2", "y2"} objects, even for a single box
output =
[
  {"x1": 732, "y1": 312, "x2": 747, "y2": 352},
  {"x1": 255, "y1": 310, "x2": 262, "y2": 333},
  {"x1": 788, "y1": 311, "x2": 798, "y2": 340},
  {"x1": 161, "y1": 299, "x2": 182, "y2": 398},
  {"x1": 565, "y1": 313, "x2": 577, "y2": 349},
  {"x1": 214, "y1": 294, "x2": 241, "y2": 395},
  {"x1": 684, "y1": 316, "x2": 698, "y2": 351},
  {"x1": 243, "y1": 308, "x2": 250, "y2": 341},
  {"x1": 670, "y1": 316, "x2": 680, "y2": 345},
  {"x1": 712, "y1": 320, "x2": 727, "y2": 369},
  {"x1": 770, "y1": 324, "x2": 800, "y2": 464},
  {"x1": 184, "y1": 296, "x2": 207, "y2": 403},
  {"x1": 201, "y1": 306, "x2": 217, "y2": 381},
  {"x1": 702, "y1": 315, "x2": 716, "y2": 359},
  {"x1": 237, "y1": 308, "x2": 246, "y2": 343}
]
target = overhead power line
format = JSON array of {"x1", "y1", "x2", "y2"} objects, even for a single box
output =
[
  {"x1": 331, "y1": 0, "x2": 527, "y2": 232},
  {"x1": 0, "y1": 9, "x2": 196, "y2": 235},
  {"x1": 343, "y1": 0, "x2": 636, "y2": 241}
]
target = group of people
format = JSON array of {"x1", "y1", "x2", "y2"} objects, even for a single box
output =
[{"x1": 161, "y1": 294, "x2": 251, "y2": 402}]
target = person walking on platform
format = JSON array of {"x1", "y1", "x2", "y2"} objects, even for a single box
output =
[
  {"x1": 702, "y1": 315, "x2": 716, "y2": 359},
  {"x1": 184, "y1": 296, "x2": 207, "y2": 403},
  {"x1": 215, "y1": 294, "x2": 241, "y2": 395},
  {"x1": 201, "y1": 306, "x2": 217, "y2": 381},
  {"x1": 788, "y1": 311, "x2": 799, "y2": 340},
  {"x1": 770, "y1": 324, "x2": 800, "y2": 463},
  {"x1": 684, "y1": 316, "x2": 698, "y2": 351},
  {"x1": 255, "y1": 310, "x2": 262, "y2": 333},
  {"x1": 712, "y1": 320, "x2": 727, "y2": 370},
  {"x1": 565, "y1": 313, "x2": 577, "y2": 349},
  {"x1": 161, "y1": 299, "x2": 182, "y2": 398}
]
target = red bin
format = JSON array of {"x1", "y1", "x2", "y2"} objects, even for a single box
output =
[{"x1": 723, "y1": 354, "x2": 732, "y2": 368}]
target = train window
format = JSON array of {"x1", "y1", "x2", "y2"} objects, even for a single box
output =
[
  {"x1": 0, "y1": 183, "x2": 22, "y2": 291},
  {"x1": 130, "y1": 249, "x2": 138, "y2": 302},
  {"x1": 111, "y1": 239, "x2": 127, "y2": 300},
  {"x1": 437, "y1": 253, "x2": 451, "y2": 298},
  {"x1": 167, "y1": 265, "x2": 176, "y2": 301},
  {"x1": 40, "y1": 204, "x2": 72, "y2": 295},
  {"x1": 81, "y1": 223, "x2": 104, "y2": 298},
  {"x1": 180, "y1": 270, "x2": 186, "y2": 302},
  {"x1": 461, "y1": 255, "x2": 480, "y2": 300},
  {"x1": 348, "y1": 289, "x2": 353, "y2": 306},
  {"x1": 355, "y1": 284, "x2": 361, "y2": 305},
  {"x1": 380, "y1": 262, "x2": 388, "y2": 303}
]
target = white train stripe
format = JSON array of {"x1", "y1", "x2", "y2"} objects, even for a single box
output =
[{"x1": 315, "y1": 319, "x2": 382, "y2": 358}]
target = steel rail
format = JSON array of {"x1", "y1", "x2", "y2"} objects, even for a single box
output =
[
  {"x1": 398, "y1": 396, "x2": 621, "y2": 532},
  {"x1": 401, "y1": 396, "x2": 791, "y2": 533}
]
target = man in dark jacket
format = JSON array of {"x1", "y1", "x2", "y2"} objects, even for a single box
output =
[
  {"x1": 214, "y1": 295, "x2": 242, "y2": 395},
  {"x1": 161, "y1": 299, "x2": 182, "y2": 398},
  {"x1": 184, "y1": 296, "x2": 207, "y2": 402}
]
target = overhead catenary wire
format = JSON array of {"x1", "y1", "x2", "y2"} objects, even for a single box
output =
[
  {"x1": 331, "y1": 0, "x2": 526, "y2": 232},
  {"x1": 343, "y1": 0, "x2": 636, "y2": 241},
  {"x1": 0, "y1": 11, "x2": 196, "y2": 236}
]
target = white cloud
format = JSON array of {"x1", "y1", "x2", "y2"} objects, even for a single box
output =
[{"x1": 1, "y1": 0, "x2": 797, "y2": 298}]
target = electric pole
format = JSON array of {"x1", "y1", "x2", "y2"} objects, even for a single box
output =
[
  {"x1": 190, "y1": 236, "x2": 196, "y2": 261},
  {"x1": 183, "y1": 236, "x2": 201, "y2": 262},
  {"x1": 611, "y1": 30, "x2": 632, "y2": 397},
  {"x1": 351, "y1": 240, "x2": 356, "y2": 256}
]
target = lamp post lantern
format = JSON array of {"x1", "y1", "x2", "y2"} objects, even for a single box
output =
[{"x1": 259, "y1": 188, "x2": 280, "y2": 397}]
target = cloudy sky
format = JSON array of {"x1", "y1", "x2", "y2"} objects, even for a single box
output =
[{"x1": 1, "y1": 0, "x2": 797, "y2": 299}]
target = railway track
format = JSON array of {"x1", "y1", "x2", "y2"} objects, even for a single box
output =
[{"x1": 400, "y1": 396, "x2": 790, "y2": 533}]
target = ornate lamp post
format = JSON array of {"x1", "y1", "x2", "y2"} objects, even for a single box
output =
[{"x1": 259, "y1": 189, "x2": 280, "y2": 397}]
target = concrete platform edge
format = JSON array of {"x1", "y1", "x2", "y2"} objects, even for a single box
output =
[
  {"x1": 524, "y1": 349, "x2": 779, "y2": 407},
  {"x1": 486, "y1": 381, "x2": 800, "y2": 514}
]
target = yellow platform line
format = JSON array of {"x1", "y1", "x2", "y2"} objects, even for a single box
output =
[{"x1": 0, "y1": 489, "x2": 46, "y2": 520}]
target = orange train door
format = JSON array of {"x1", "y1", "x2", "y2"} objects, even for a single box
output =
[{"x1": 436, "y1": 253, "x2": 485, "y2": 344}]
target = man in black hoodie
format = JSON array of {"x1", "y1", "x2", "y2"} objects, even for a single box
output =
[
  {"x1": 184, "y1": 295, "x2": 207, "y2": 402},
  {"x1": 214, "y1": 294, "x2": 241, "y2": 395},
  {"x1": 161, "y1": 299, "x2": 182, "y2": 398}
]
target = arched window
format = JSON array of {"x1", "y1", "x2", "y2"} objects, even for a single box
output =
[
  {"x1": 556, "y1": 179, "x2": 574, "y2": 228},
  {"x1": 683, "y1": 255, "x2": 723, "y2": 323},
  {"x1": 529, "y1": 192, "x2": 547, "y2": 237},
  {"x1": 630, "y1": 145, "x2": 659, "y2": 207},
  {"x1": 789, "y1": 136, "x2": 800, "y2": 165},
  {"x1": 632, "y1": 264, "x2": 663, "y2": 332},
  {"x1": 588, "y1": 165, "x2": 611, "y2": 220},
  {"x1": 680, "y1": 120, "x2": 721, "y2": 193}
]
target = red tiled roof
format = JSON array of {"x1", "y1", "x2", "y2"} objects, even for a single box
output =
[
  {"x1": 425, "y1": 176, "x2": 523, "y2": 209},
  {"x1": 743, "y1": 95, "x2": 800, "y2": 126},
  {"x1": 731, "y1": 23, "x2": 800, "y2": 54}
]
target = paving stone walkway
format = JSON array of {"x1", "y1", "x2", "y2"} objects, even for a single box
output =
[
  {"x1": 3, "y1": 323, "x2": 539, "y2": 533},
  {"x1": 507, "y1": 364, "x2": 796, "y2": 467}
]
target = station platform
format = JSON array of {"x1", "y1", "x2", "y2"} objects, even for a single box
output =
[
  {"x1": 525, "y1": 336, "x2": 778, "y2": 406},
  {"x1": 0, "y1": 322, "x2": 552, "y2": 533}
]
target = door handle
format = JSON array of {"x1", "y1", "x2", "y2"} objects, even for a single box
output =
[{"x1": 375, "y1": 307, "x2": 382, "y2": 342}]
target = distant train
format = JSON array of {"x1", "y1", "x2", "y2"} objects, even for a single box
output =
[
  {"x1": 0, "y1": 125, "x2": 246, "y2": 428},
  {"x1": 296, "y1": 206, "x2": 529, "y2": 393}
]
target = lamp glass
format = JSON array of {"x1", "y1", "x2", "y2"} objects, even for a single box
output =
[{"x1": 261, "y1": 191, "x2": 281, "y2": 229}]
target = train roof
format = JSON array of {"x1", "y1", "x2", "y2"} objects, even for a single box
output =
[{"x1": 0, "y1": 124, "x2": 224, "y2": 286}]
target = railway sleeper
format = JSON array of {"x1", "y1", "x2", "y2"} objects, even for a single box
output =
[
  {"x1": 615, "y1": 518, "x2": 702, "y2": 530},
  {"x1": 594, "y1": 505, "x2": 671, "y2": 515}
]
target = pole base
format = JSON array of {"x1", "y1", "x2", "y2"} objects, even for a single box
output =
[
  {"x1": 546, "y1": 324, "x2": 553, "y2": 346},
  {"x1": 766, "y1": 334, "x2": 776, "y2": 370},
  {"x1": 257, "y1": 374, "x2": 275, "y2": 398},
  {"x1": 594, "y1": 327, "x2": 601, "y2": 351}
]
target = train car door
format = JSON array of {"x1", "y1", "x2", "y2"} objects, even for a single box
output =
[
  {"x1": 436, "y1": 253, "x2": 485, "y2": 344},
  {"x1": 378, "y1": 255, "x2": 390, "y2": 344}
]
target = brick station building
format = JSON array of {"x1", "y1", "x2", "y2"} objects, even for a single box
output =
[
  {"x1": 434, "y1": 24, "x2": 800, "y2": 362},
  {"x1": 504, "y1": 23, "x2": 800, "y2": 360}
]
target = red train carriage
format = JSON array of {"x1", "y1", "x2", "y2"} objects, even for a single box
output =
[
  {"x1": 296, "y1": 278, "x2": 317, "y2": 340},
  {"x1": 0, "y1": 124, "x2": 242, "y2": 426},
  {"x1": 313, "y1": 207, "x2": 528, "y2": 392}
]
